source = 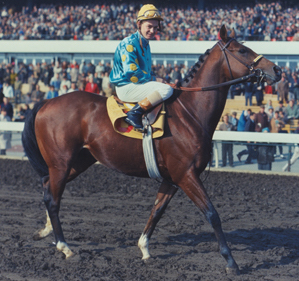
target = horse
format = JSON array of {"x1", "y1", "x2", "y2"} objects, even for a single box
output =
[{"x1": 22, "y1": 25, "x2": 281, "y2": 275}]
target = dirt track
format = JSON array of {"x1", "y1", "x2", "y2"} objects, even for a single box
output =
[{"x1": 0, "y1": 159, "x2": 299, "y2": 281}]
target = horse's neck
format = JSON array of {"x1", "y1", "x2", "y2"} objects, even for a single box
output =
[{"x1": 175, "y1": 61, "x2": 229, "y2": 135}]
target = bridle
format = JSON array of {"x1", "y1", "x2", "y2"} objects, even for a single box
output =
[
  {"x1": 169, "y1": 38, "x2": 265, "y2": 92},
  {"x1": 217, "y1": 38, "x2": 264, "y2": 81}
]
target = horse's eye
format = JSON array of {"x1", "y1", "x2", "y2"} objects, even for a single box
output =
[{"x1": 239, "y1": 48, "x2": 247, "y2": 54}]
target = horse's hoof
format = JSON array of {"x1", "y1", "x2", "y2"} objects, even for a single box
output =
[
  {"x1": 226, "y1": 266, "x2": 240, "y2": 275},
  {"x1": 32, "y1": 230, "x2": 43, "y2": 241},
  {"x1": 65, "y1": 251, "x2": 75, "y2": 259},
  {"x1": 142, "y1": 255, "x2": 151, "y2": 261}
]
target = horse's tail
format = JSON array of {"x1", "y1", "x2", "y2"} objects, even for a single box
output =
[{"x1": 22, "y1": 101, "x2": 49, "y2": 178}]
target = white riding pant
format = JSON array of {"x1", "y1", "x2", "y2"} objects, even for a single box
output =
[{"x1": 115, "y1": 81, "x2": 173, "y2": 106}]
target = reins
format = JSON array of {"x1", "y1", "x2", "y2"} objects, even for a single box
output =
[{"x1": 167, "y1": 38, "x2": 265, "y2": 92}]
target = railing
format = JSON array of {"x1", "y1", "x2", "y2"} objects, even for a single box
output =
[
  {"x1": 213, "y1": 131, "x2": 298, "y2": 169},
  {"x1": 1, "y1": 123, "x2": 298, "y2": 172}
]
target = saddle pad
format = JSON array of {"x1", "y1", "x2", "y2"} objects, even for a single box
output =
[{"x1": 106, "y1": 96, "x2": 166, "y2": 139}]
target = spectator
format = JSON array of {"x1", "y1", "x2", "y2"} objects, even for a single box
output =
[
  {"x1": 293, "y1": 81, "x2": 299, "y2": 104},
  {"x1": 9, "y1": 68, "x2": 17, "y2": 86},
  {"x1": 14, "y1": 104, "x2": 31, "y2": 122},
  {"x1": 277, "y1": 75, "x2": 289, "y2": 103},
  {"x1": 0, "y1": 97, "x2": 13, "y2": 120},
  {"x1": 70, "y1": 60, "x2": 79, "y2": 83},
  {"x1": 60, "y1": 73, "x2": 71, "y2": 95},
  {"x1": 0, "y1": 87, "x2": 4, "y2": 104},
  {"x1": 103, "y1": 83, "x2": 113, "y2": 98},
  {"x1": 50, "y1": 73, "x2": 61, "y2": 91},
  {"x1": 237, "y1": 109, "x2": 251, "y2": 131},
  {"x1": 265, "y1": 100, "x2": 273, "y2": 114},
  {"x1": 53, "y1": 61, "x2": 62, "y2": 77},
  {"x1": 27, "y1": 73, "x2": 38, "y2": 94},
  {"x1": 101, "y1": 72, "x2": 110, "y2": 95},
  {"x1": 254, "y1": 83, "x2": 264, "y2": 106},
  {"x1": 95, "y1": 62, "x2": 104, "y2": 76},
  {"x1": 230, "y1": 111, "x2": 238, "y2": 131},
  {"x1": 219, "y1": 114, "x2": 234, "y2": 167},
  {"x1": 270, "y1": 110, "x2": 285, "y2": 159},
  {"x1": 94, "y1": 72, "x2": 103, "y2": 94},
  {"x1": 257, "y1": 127, "x2": 275, "y2": 171},
  {"x1": 18, "y1": 63, "x2": 27, "y2": 83},
  {"x1": 0, "y1": 107, "x2": 12, "y2": 155},
  {"x1": 86, "y1": 62, "x2": 95, "y2": 76},
  {"x1": 85, "y1": 75, "x2": 100, "y2": 94},
  {"x1": 31, "y1": 84, "x2": 44, "y2": 104},
  {"x1": 267, "y1": 107, "x2": 274, "y2": 122},
  {"x1": 254, "y1": 105, "x2": 269, "y2": 132},
  {"x1": 14, "y1": 76, "x2": 22, "y2": 104},
  {"x1": 3, "y1": 82, "x2": 14, "y2": 98},
  {"x1": 284, "y1": 99, "x2": 299, "y2": 120},
  {"x1": 45, "y1": 85, "x2": 58, "y2": 99},
  {"x1": 244, "y1": 81, "x2": 254, "y2": 106},
  {"x1": 79, "y1": 61, "x2": 87, "y2": 76},
  {"x1": 171, "y1": 66, "x2": 182, "y2": 84},
  {"x1": 237, "y1": 112, "x2": 256, "y2": 164},
  {"x1": 40, "y1": 64, "x2": 51, "y2": 86},
  {"x1": 60, "y1": 85, "x2": 68, "y2": 95},
  {"x1": 67, "y1": 82, "x2": 78, "y2": 93},
  {"x1": 229, "y1": 83, "x2": 242, "y2": 99},
  {"x1": 275, "y1": 100, "x2": 286, "y2": 113}
]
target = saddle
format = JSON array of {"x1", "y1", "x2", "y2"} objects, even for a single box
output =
[{"x1": 107, "y1": 96, "x2": 166, "y2": 139}]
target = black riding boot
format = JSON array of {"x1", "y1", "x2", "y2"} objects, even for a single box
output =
[{"x1": 125, "y1": 104, "x2": 145, "y2": 129}]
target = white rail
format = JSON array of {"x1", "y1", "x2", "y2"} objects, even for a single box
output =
[
  {"x1": 3, "y1": 122, "x2": 298, "y2": 142},
  {"x1": 1, "y1": 123, "x2": 298, "y2": 168},
  {"x1": 0, "y1": 40, "x2": 298, "y2": 55}
]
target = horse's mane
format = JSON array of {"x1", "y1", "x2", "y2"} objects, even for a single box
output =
[{"x1": 176, "y1": 48, "x2": 211, "y2": 88}]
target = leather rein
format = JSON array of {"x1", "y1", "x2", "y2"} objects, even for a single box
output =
[{"x1": 168, "y1": 38, "x2": 265, "y2": 92}]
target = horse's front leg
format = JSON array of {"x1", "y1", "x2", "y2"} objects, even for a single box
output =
[
  {"x1": 138, "y1": 180, "x2": 178, "y2": 259},
  {"x1": 179, "y1": 169, "x2": 240, "y2": 275}
]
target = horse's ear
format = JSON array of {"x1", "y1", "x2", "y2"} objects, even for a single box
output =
[
  {"x1": 230, "y1": 28, "x2": 236, "y2": 39},
  {"x1": 219, "y1": 25, "x2": 228, "y2": 42}
]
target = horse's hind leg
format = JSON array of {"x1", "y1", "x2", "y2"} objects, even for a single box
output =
[
  {"x1": 33, "y1": 176, "x2": 53, "y2": 240},
  {"x1": 138, "y1": 180, "x2": 178, "y2": 259},
  {"x1": 43, "y1": 167, "x2": 74, "y2": 258},
  {"x1": 180, "y1": 171, "x2": 239, "y2": 275},
  {"x1": 33, "y1": 148, "x2": 96, "y2": 257}
]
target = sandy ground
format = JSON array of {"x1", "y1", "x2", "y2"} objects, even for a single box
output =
[{"x1": 0, "y1": 159, "x2": 299, "y2": 281}]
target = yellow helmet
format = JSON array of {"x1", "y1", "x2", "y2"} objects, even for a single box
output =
[{"x1": 137, "y1": 4, "x2": 163, "y2": 22}]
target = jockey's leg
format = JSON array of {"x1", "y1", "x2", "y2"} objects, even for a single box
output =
[
  {"x1": 121, "y1": 82, "x2": 173, "y2": 129},
  {"x1": 125, "y1": 91, "x2": 162, "y2": 129}
]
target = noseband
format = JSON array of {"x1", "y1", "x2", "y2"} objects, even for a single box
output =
[{"x1": 169, "y1": 38, "x2": 265, "y2": 92}]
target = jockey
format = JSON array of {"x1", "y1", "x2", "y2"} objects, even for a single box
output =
[{"x1": 109, "y1": 4, "x2": 173, "y2": 130}]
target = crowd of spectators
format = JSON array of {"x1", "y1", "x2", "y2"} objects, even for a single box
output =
[
  {"x1": 0, "y1": 59, "x2": 193, "y2": 118},
  {"x1": 0, "y1": 2, "x2": 299, "y2": 41}
]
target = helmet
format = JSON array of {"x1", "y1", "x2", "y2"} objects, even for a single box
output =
[{"x1": 137, "y1": 4, "x2": 163, "y2": 22}]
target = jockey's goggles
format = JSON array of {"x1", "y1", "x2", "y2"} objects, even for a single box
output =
[{"x1": 137, "y1": 9, "x2": 163, "y2": 21}]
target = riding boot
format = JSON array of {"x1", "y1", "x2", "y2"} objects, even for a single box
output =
[{"x1": 125, "y1": 98, "x2": 153, "y2": 129}]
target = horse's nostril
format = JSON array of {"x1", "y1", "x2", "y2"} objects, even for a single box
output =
[{"x1": 273, "y1": 65, "x2": 281, "y2": 74}]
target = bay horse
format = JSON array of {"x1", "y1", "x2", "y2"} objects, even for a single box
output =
[{"x1": 22, "y1": 26, "x2": 281, "y2": 275}]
